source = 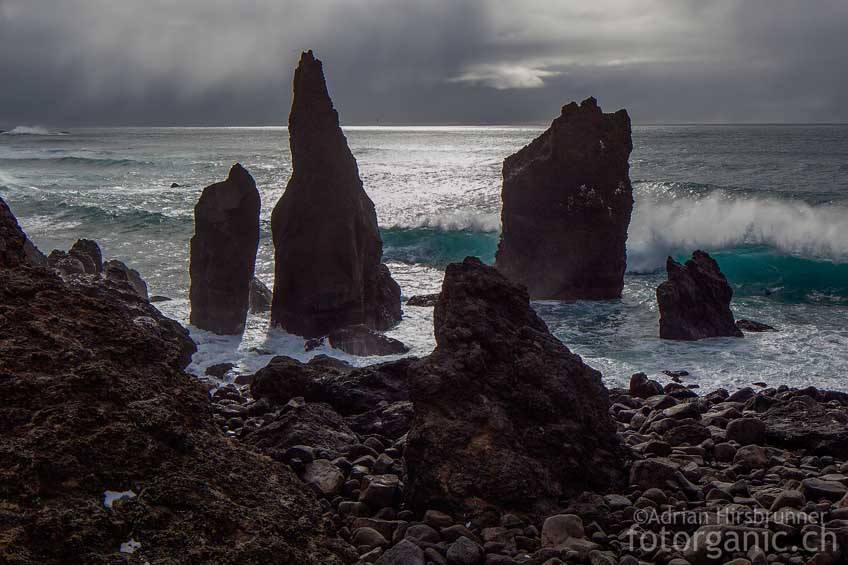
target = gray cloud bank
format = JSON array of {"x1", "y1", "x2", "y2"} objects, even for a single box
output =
[{"x1": 1, "y1": 0, "x2": 846, "y2": 126}]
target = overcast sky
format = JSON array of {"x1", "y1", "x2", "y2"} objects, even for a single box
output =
[{"x1": 1, "y1": 0, "x2": 846, "y2": 126}]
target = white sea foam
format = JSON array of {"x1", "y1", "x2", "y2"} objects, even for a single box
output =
[
  {"x1": 627, "y1": 189, "x2": 848, "y2": 272},
  {"x1": 103, "y1": 490, "x2": 136, "y2": 508},
  {"x1": 1, "y1": 126, "x2": 66, "y2": 136},
  {"x1": 389, "y1": 210, "x2": 500, "y2": 232}
]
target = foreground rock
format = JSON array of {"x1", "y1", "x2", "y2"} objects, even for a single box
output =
[
  {"x1": 0, "y1": 201, "x2": 342, "y2": 564},
  {"x1": 405, "y1": 257, "x2": 624, "y2": 518},
  {"x1": 271, "y1": 50, "x2": 401, "y2": 337},
  {"x1": 496, "y1": 97, "x2": 634, "y2": 299},
  {"x1": 0, "y1": 196, "x2": 27, "y2": 267},
  {"x1": 190, "y1": 163, "x2": 261, "y2": 334},
  {"x1": 103, "y1": 258, "x2": 149, "y2": 300},
  {"x1": 657, "y1": 250, "x2": 744, "y2": 340}
]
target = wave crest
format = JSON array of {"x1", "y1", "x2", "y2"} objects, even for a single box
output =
[
  {"x1": 387, "y1": 211, "x2": 500, "y2": 233},
  {"x1": 627, "y1": 186, "x2": 848, "y2": 272},
  {"x1": 1, "y1": 126, "x2": 67, "y2": 136}
]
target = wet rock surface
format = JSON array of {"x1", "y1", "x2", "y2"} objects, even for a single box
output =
[
  {"x1": 657, "y1": 250, "x2": 744, "y2": 340},
  {"x1": 271, "y1": 50, "x2": 401, "y2": 337},
  {"x1": 189, "y1": 163, "x2": 261, "y2": 334},
  {"x1": 496, "y1": 97, "x2": 633, "y2": 300}
]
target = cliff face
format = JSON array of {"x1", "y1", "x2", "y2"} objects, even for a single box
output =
[
  {"x1": 404, "y1": 257, "x2": 624, "y2": 519},
  {"x1": 657, "y1": 250, "x2": 744, "y2": 340},
  {"x1": 496, "y1": 97, "x2": 633, "y2": 300},
  {"x1": 189, "y1": 163, "x2": 261, "y2": 334},
  {"x1": 271, "y1": 50, "x2": 401, "y2": 338},
  {"x1": 0, "y1": 196, "x2": 340, "y2": 564}
]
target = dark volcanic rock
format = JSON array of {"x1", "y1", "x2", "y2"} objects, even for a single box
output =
[
  {"x1": 69, "y1": 238, "x2": 103, "y2": 274},
  {"x1": 103, "y1": 259, "x2": 149, "y2": 301},
  {"x1": 328, "y1": 324, "x2": 410, "y2": 357},
  {"x1": 244, "y1": 402, "x2": 359, "y2": 457},
  {"x1": 0, "y1": 196, "x2": 28, "y2": 268},
  {"x1": 495, "y1": 97, "x2": 633, "y2": 300},
  {"x1": 737, "y1": 319, "x2": 777, "y2": 332},
  {"x1": 405, "y1": 257, "x2": 624, "y2": 518},
  {"x1": 249, "y1": 276, "x2": 273, "y2": 313},
  {"x1": 0, "y1": 209, "x2": 338, "y2": 563},
  {"x1": 271, "y1": 50, "x2": 401, "y2": 337},
  {"x1": 657, "y1": 250, "x2": 743, "y2": 340},
  {"x1": 251, "y1": 355, "x2": 414, "y2": 416},
  {"x1": 760, "y1": 395, "x2": 848, "y2": 457},
  {"x1": 189, "y1": 163, "x2": 261, "y2": 334},
  {"x1": 406, "y1": 293, "x2": 440, "y2": 307}
]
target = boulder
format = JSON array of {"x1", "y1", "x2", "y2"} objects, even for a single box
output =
[
  {"x1": 374, "y1": 540, "x2": 424, "y2": 565},
  {"x1": 244, "y1": 402, "x2": 359, "y2": 457},
  {"x1": 629, "y1": 372, "x2": 663, "y2": 399},
  {"x1": 406, "y1": 293, "x2": 440, "y2": 307},
  {"x1": 251, "y1": 355, "x2": 413, "y2": 416},
  {"x1": 404, "y1": 257, "x2": 624, "y2": 518},
  {"x1": 69, "y1": 238, "x2": 103, "y2": 274},
  {"x1": 496, "y1": 97, "x2": 633, "y2": 299},
  {"x1": 103, "y1": 259, "x2": 149, "y2": 300},
  {"x1": 657, "y1": 250, "x2": 744, "y2": 340},
  {"x1": 760, "y1": 395, "x2": 848, "y2": 457},
  {"x1": 189, "y1": 163, "x2": 261, "y2": 334},
  {"x1": 249, "y1": 276, "x2": 273, "y2": 313},
  {"x1": 736, "y1": 319, "x2": 776, "y2": 332},
  {"x1": 0, "y1": 205, "x2": 339, "y2": 563},
  {"x1": 271, "y1": 50, "x2": 401, "y2": 337},
  {"x1": 328, "y1": 324, "x2": 410, "y2": 357}
]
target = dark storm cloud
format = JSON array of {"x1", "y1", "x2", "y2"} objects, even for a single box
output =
[{"x1": 0, "y1": 0, "x2": 846, "y2": 126}]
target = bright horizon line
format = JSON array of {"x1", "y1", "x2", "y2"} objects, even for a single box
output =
[{"x1": 4, "y1": 122, "x2": 848, "y2": 130}]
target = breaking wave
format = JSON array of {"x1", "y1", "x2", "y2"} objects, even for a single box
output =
[{"x1": 1, "y1": 126, "x2": 68, "y2": 136}]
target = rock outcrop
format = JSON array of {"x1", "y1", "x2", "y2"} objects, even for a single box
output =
[
  {"x1": 271, "y1": 50, "x2": 401, "y2": 337},
  {"x1": 0, "y1": 202, "x2": 341, "y2": 564},
  {"x1": 103, "y1": 259, "x2": 149, "y2": 301},
  {"x1": 657, "y1": 250, "x2": 744, "y2": 340},
  {"x1": 249, "y1": 276, "x2": 273, "y2": 313},
  {"x1": 496, "y1": 97, "x2": 633, "y2": 299},
  {"x1": 0, "y1": 196, "x2": 27, "y2": 268},
  {"x1": 328, "y1": 325, "x2": 409, "y2": 357},
  {"x1": 404, "y1": 257, "x2": 624, "y2": 518},
  {"x1": 69, "y1": 238, "x2": 103, "y2": 274},
  {"x1": 190, "y1": 163, "x2": 261, "y2": 334}
]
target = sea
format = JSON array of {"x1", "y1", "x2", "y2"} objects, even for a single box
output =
[{"x1": 2, "y1": 124, "x2": 848, "y2": 392}]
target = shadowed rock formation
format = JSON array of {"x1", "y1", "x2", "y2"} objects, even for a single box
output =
[
  {"x1": 69, "y1": 238, "x2": 103, "y2": 274},
  {"x1": 271, "y1": 50, "x2": 401, "y2": 338},
  {"x1": 404, "y1": 257, "x2": 624, "y2": 519},
  {"x1": 0, "y1": 196, "x2": 27, "y2": 268},
  {"x1": 496, "y1": 97, "x2": 633, "y2": 299},
  {"x1": 0, "y1": 199, "x2": 341, "y2": 564},
  {"x1": 657, "y1": 250, "x2": 744, "y2": 340},
  {"x1": 190, "y1": 163, "x2": 261, "y2": 334}
]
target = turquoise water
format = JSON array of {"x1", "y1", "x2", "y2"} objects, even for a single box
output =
[{"x1": 2, "y1": 124, "x2": 847, "y2": 390}]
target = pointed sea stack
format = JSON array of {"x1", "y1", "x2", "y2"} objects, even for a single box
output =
[
  {"x1": 657, "y1": 250, "x2": 744, "y2": 340},
  {"x1": 189, "y1": 163, "x2": 261, "y2": 334},
  {"x1": 271, "y1": 50, "x2": 401, "y2": 338},
  {"x1": 496, "y1": 97, "x2": 633, "y2": 299},
  {"x1": 404, "y1": 257, "x2": 624, "y2": 518}
]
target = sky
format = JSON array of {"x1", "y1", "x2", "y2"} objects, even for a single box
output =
[{"x1": 1, "y1": 0, "x2": 846, "y2": 126}]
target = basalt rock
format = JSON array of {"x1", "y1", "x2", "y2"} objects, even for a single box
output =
[
  {"x1": 251, "y1": 355, "x2": 414, "y2": 417},
  {"x1": 271, "y1": 50, "x2": 401, "y2": 337},
  {"x1": 0, "y1": 207, "x2": 339, "y2": 564},
  {"x1": 657, "y1": 250, "x2": 743, "y2": 340},
  {"x1": 190, "y1": 163, "x2": 261, "y2": 334},
  {"x1": 0, "y1": 196, "x2": 29, "y2": 268},
  {"x1": 404, "y1": 257, "x2": 624, "y2": 518},
  {"x1": 249, "y1": 276, "x2": 273, "y2": 313},
  {"x1": 69, "y1": 238, "x2": 103, "y2": 274},
  {"x1": 103, "y1": 259, "x2": 149, "y2": 301},
  {"x1": 328, "y1": 324, "x2": 410, "y2": 357},
  {"x1": 496, "y1": 97, "x2": 633, "y2": 299},
  {"x1": 737, "y1": 319, "x2": 777, "y2": 332}
]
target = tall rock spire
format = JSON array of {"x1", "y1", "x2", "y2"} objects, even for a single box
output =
[
  {"x1": 271, "y1": 51, "x2": 401, "y2": 337},
  {"x1": 496, "y1": 97, "x2": 634, "y2": 299}
]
